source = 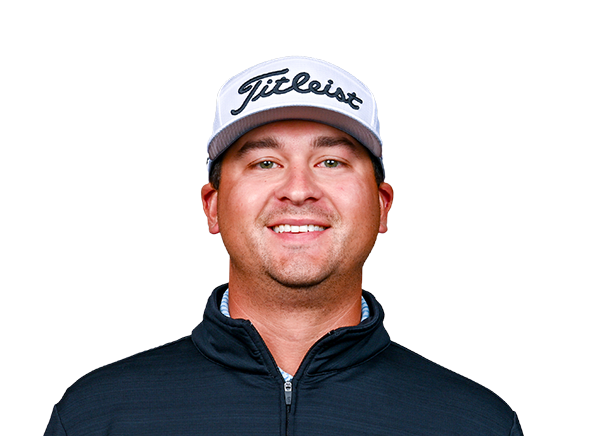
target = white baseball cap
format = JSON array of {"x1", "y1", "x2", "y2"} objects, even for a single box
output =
[{"x1": 206, "y1": 56, "x2": 383, "y2": 176}]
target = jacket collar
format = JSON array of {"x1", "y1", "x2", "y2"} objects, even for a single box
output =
[{"x1": 191, "y1": 284, "x2": 391, "y2": 380}]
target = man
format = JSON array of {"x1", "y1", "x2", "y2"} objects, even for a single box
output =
[{"x1": 45, "y1": 57, "x2": 524, "y2": 435}]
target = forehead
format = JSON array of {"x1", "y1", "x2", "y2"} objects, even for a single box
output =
[{"x1": 225, "y1": 120, "x2": 368, "y2": 158}]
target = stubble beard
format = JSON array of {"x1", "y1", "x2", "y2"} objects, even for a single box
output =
[
  {"x1": 226, "y1": 204, "x2": 377, "y2": 306},
  {"x1": 250, "y1": 205, "x2": 348, "y2": 291},
  {"x1": 262, "y1": 243, "x2": 345, "y2": 290},
  {"x1": 254, "y1": 224, "x2": 376, "y2": 303}
]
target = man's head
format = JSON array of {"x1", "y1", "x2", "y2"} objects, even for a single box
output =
[{"x1": 202, "y1": 57, "x2": 392, "y2": 292}]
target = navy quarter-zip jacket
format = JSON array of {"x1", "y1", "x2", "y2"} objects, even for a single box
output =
[{"x1": 44, "y1": 285, "x2": 524, "y2": 435}]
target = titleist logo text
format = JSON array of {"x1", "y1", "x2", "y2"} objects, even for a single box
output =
[{"x1": 231, "y1": 68, "x2": 363, "y2": 116}]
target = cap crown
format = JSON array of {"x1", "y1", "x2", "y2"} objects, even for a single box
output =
[{"x1": 207, "y1": 56, "x2": 382, "y2": 169}]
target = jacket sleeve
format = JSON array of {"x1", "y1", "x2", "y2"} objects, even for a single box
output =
[
  {"x1": 44, "y1": 405, "x2": 67, "y2": 436},
  {"x1": 510, "y1": 412, "x2": 524, "y2": 436}
]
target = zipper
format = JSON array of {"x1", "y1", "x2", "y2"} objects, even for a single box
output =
[
  {"x1": 284, "y1": 381, "x2": 292, "y2": 435},
  {"x1": 280, "y1": 332, "x2": 340, "y2": 435}
]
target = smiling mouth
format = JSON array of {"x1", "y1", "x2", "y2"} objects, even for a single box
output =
[{"x1": 271, "y1": 224, "x2": 328, "y2": 234}]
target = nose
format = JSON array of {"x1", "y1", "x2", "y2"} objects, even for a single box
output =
[{"x1": 275, "y1": 164, "x2": 323, "y2": 205}]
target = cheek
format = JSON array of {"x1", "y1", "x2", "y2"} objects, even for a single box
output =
[
  {"x1": 217, "y1": 182, "x2": 270, "y2": 230},
  {"x1": 332, "y1": 186, "x2": 380, "y2": 227},
  {"x1": 335, "y1": 177, "x2": 378, "y2": 205}
]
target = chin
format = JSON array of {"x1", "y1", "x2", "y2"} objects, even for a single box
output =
[{"x1": 265, "y1": 265, "x2": 333, "y2": 290}]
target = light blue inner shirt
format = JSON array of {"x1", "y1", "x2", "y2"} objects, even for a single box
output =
[{"x1": 220, "y1": 289, "x2": 370, "y2": 382}]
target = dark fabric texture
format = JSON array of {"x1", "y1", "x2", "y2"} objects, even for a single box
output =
[{"x1": 45, "y1": 284, "x2": 524, "y2": 435}]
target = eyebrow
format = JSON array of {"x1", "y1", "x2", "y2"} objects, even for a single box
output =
[
  {"x1": 312, "y1": 136, "x2": 361, "y2": 156},
  {"x1": 234, "y1": 135, "x2": 361, "y2": 158},
  {"x1": 235, "y1": 137, "x2": 280, "y2": 158}
]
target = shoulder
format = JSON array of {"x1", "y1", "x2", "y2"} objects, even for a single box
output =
[
  {"x1": 381, "y1": 342, "x2": 513, "y2": 409},
  {"x1": 53, "y1": 336, "x2": 203, "y2": 430},
  {"x1": 371, "y1": 341, "x2": 518, "y2": 432},
  {"x1": 50, "y1": 331, "x2": 280, "y2": 436},
  {"x1": 64, "y1": 336, "x2": 198, "y2": 392},
  {"x1": 49, "y1": 336, "x2": 214, "y2": 435}
]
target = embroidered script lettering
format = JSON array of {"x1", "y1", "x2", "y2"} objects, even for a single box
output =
[{"x1": 230, "y1": 68, "x2": 363, "y2": 116}]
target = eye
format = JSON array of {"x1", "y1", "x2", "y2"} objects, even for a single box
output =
[
  {"x1": 258, "y1": 160, "x2": 275, "y2": 169},
  {"x1": 322, "y1": 159, "x2": 340, "y2": 168}
]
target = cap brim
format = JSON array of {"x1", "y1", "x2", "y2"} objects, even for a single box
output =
[{"x1": 207, "y1": 104, "x2": 382, "y2": 164}]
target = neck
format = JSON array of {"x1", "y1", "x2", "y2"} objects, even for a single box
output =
[{"x1": 227, "y1": 272, "x2": 363, "y2": 376}]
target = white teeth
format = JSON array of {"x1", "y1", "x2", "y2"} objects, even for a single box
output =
[{"x1": 272, "y1": 224, "x2": 326, "y2": 233}]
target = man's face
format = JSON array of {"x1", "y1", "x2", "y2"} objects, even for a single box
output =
[{"x1": 202, "y1": 120, "x2": 393, "y2": 289}]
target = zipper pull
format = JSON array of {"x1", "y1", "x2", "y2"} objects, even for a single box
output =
[{"x1": 284, "y1": 381, "x2": 293, "y2": 406}]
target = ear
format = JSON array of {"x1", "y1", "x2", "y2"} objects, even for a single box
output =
[
  {"x1": 201, "y1": 183, "x2": 220, "y2": 234},
  {"x1": 377, "y1": 182, "x2": 394, "y2": 233}
]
